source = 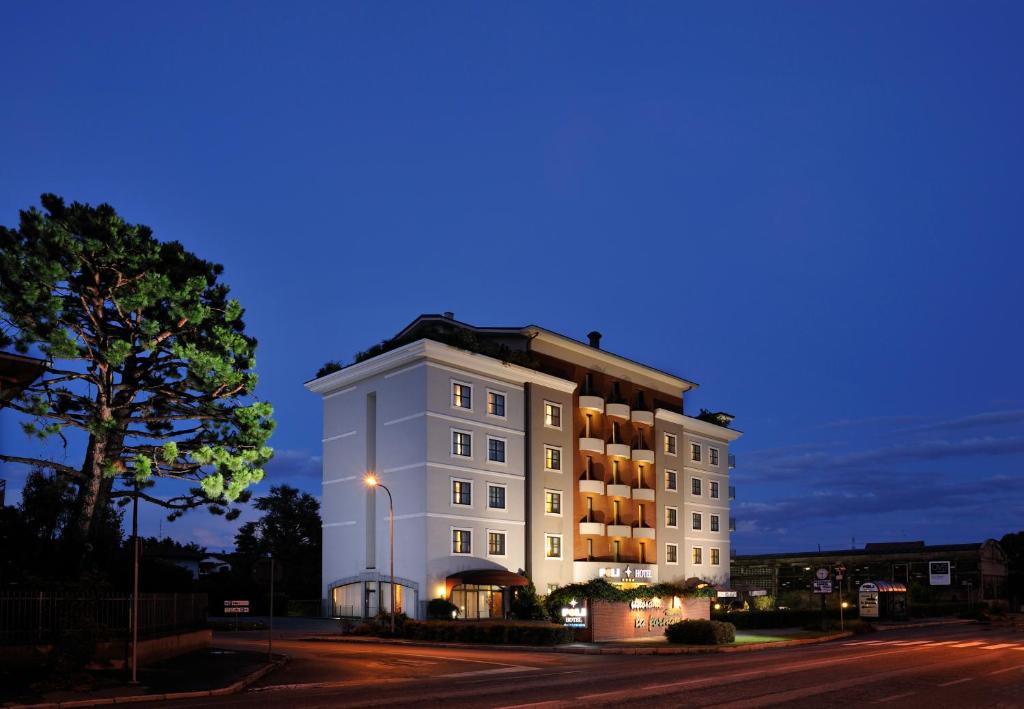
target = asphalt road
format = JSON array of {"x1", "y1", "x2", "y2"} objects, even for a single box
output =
[{"x1": 145, "y1": 622, "x2": 1024, "y2": 708}]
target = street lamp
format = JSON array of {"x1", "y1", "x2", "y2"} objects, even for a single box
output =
[{"x1": 364, "y1": 474, "x2": 395, "y2": 635}]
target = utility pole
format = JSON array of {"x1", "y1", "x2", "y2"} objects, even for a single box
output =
[
  {"x1": 267, "y1": 553, "x2": 274, "y2": 662},
  {"x1": 129, "y1": 477, "x2": 140, "y2": 685}
]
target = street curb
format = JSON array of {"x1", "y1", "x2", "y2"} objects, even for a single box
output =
[
  {"x1": 3, "y1": 656, "x2": 287, "y2": 709},
  {"x1": 300, "y1": 631, "x2": 852, "y2": 655},
  {"x1": 872, "y1": 619, "x2": 975, "y2": 632}
]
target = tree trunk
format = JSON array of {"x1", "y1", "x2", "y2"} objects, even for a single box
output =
[{"x1": 74, "y1": 432, "x2": 107, "y2": 546}]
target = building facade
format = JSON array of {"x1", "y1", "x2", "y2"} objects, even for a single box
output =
[{"x1": 306, "y1": 314, "x2": 741, "y2": 619}]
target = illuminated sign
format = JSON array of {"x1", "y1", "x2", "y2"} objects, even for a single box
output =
[
  {"x1": 629, "y1": 597, "x2": 661, "y2": 610},
  {"x1": 598, "y1": 565, "x2": 653, "y2": 581},
  {"x1": 561, "y1": 598, "x2": 588, "y2": 628},
  {"x1": 929, "y1": 561, "x2": 951, "y2": 586}
]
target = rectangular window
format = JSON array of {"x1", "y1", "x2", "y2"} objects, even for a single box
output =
[
  {"x1": 711, "y1": 548, "x2": 721, "y2": 566},
  {"x1": 452, "y1": 528, "x2": 472, "y2": 555},
  {"x1": 665, "y1": 470, "x2": 678, "y2": 491},
  {"x1": 488, "y1": 531, "x2": 506, "y2": 556},
  {"x1": 545, "y1": 534, "x2": 562, "y2": 559},
  {"x1": 544, "y1": 490, "x2": 562, "y2": 515},
  {"x1": 451, "y1": 479, "x2": 472, "y2": 506},
  {"x1": 692, "y1": 512, "x2": 702, "y2": 530},
  {"x1": 544, "y1": 445, "x2": 562, "y2": 472},
  {"x1": 664, "y1": 433, "x2": 677, "y2": 455},
  {"x1": 487, "y1": 484, "x2": 506, "y2": 510},
  {"x1": 710, "y1": 514, "x2": 720, "y2": 532},
  {"x1": 692, "y1": 546, "x2": 703, "y2": 565},
  {"x1": 710, "y1": 481, "x2": 720, "y2": 499},
  {"x1": 452, "y1": 430, "x2": 472, "y2": 457},
  {"x1": 452, "y1": 381, "x2": 472, "y2": 409},
  {"x1": 613, "y1": 540, "x2": 621, "y2": 562},
  {"x1": 692, "y1": 478, "x2": 702, "y2": 496},
  {"x1": 487, "y1": 390, "x2": 506, "y2": 417},
  {"x1": 544, "y1": 402, "x2": 562, "y2": 429},
  {"x1": 666, "y1": 543, "x2": 679, "y2": 565},
  {"x1": 666, "y1": 507, "x2": 678, "y2": 528},
  {"x1": 691, "y1": 443, "x2": 702, "y2": 462},
  {"x1": 710, "y1": 448, "x2": 720, "y2": 466},
  {"x1": 487, "y1": 437, "x2": 506, "y2": 463}
]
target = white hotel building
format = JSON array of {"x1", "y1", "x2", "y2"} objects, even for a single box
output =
[{"x1": 306, "y1": 314, "x2": 741, "y2": 619}]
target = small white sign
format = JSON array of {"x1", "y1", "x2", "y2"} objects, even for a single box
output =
[
  {"x1": 813, "y1": 579, "x2": 833, "y2": 594},
  {"x1": 749, "y1": 589, "x2": 768, "y2": 597},
  {"x1": 929, "y1": 561, "x2": 951, "y2": 586}
]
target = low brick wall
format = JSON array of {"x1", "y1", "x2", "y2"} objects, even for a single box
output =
[{"x1": 577, "y1": 596, "x2": 710, "y2": 642}]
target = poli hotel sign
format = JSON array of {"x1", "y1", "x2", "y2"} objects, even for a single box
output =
[
  {"x1": 598, "y1": 565, "x2": 653, "y2": 581},
  {"x1": 561, "y1": 598, "x2": 588, "y2": 628}
]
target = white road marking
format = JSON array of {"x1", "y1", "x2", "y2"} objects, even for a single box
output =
[
  {"x1": 875, "y1": 691, "x2": 917, "y2": 703},
  {"x1": 440, "y1": 666, "x2": 538, "y2": 678},
  {"x1": 987, "y1": 664, "x2": 1024, "y2": 676},
  {"x1": 979, "y1": 643, "x2": 1015, "y2": 650},
  {"x1": 900, "y1": 640, "x2": 932, "y2": 646},
  {"x1": 951, "y1": 641, "x2": 985, "y2": 648},
  {"x1": 937, "y1": 677, "x2": 973, "y2": 687},
  {"x1": 928, "y1": 641, "x2": 958, "y2": 646},
  {"x1": 494, "y1": 702, "x2": 565, "y2": 709}
]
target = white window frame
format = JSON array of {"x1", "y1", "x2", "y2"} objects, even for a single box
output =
[
  {"x1": 691, "y1": 477, "x2": 702, "y2": 496},
  {"x1": 709, "y1": 447, "x2": 720, "y2": 466},
  {"x1": 544, "y1": 444, "x2": 563, "y2": 473},
  {"x1": 451, "y1": 428, "x2": 472, "y2": 458},
  {"x1": 486, "y1": 482, "x2": 507, "y2": 511},
  {"x1": 665, "y1": 506, "x2": 679, "y2": 529},
  {"x1": 543, "y1": 400, "x2": 563, "y2": 430},
  {"x1": 664, "y1": 433, "x2": 678, "y2": 456},
  {"x1": 486, "y1": 435, "x2": 507, "y2": 465},
  {"x1": 711, "y1": 547, "x2": 721, "y2": 566},
  {"x1": 451, "y1": 527, "x2": 473, "y2": 556},
  {"x1": 691, "y1": 442, "x2": 702, "y2": 462},
  {"x1": 664, "y1": 469, "x2": 678, "y2": 492},
  {"x1": 451, "y1": 379, "x2": 473, "y2": 411},
  {"x1": 710, "y1": 514, "x2": 720, "y2": 532},
  {"x1": 544, "y1": 533, "x2": 563, "y2": 560},
  {"x1": 486, "y1": 529, "x2": 508, "y2": 558},
  {"x1": 544, "y1": 488, "x2": 563, "y2": 517},
  {"x1": 692, "y1": 546, "x2": 703, "y2": 565},
  {"x1": 692, "y1": 512, "x2": 702, "y2": 531},
  {"x1": 665, "y1": 543, "x2": 679, "y2": 565},
  {"x1": 710, "y1": 480, "x2": 720, "y2": 499},
  {"x1": 485, "y1": 388, "x2": 507, "y2": 419},
  {"x1": 450, "y1": 477, "x2": 473, "y2": 507}
]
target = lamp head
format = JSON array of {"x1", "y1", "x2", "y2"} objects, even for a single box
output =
[{"x1": 364, "y1": 474, "x2": 379, "y2": 487}]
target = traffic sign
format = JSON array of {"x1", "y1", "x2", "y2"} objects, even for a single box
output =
[
  {"x1": 813, "y1": 579, "x2": 833, "y2": 594},
  {"x1": 224, "y1": 600, "x2": 250, "y2": 614}
]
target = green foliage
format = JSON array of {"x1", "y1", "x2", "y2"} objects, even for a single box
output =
[
  {"x1": 426, "y1": 598, "x2": 460, "y2": 620},
  {"x1": 665, "y1": 619, "x2": 736, "y2": 645},
  {"x1": 752, "y1": 595, "x2": 776, "y2": 611},
  {"x1": 315, "y1": 360, "x2": 343, "y2": 378},
  {"x1": 544, "y1": 578, "x2": 715, "y2": 620},
  {"x1": 510, "y1": 580, "x2": 546, "y2": 620},
  {"x1": 351, "y1": 322, "x2": 537, "y2": 369},
  {"x1": 0, "y1": 194, "x2": 275, "y2": 544},
  {"x1": 398, "y1": 620, "x2": 572, "y2": 645}
]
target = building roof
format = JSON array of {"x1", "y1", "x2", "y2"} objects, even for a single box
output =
[{"x1": 0, "y1": 351, "x2": 47, "y2": 403}]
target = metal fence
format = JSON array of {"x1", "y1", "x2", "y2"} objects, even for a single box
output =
[{"x1": 0, "y1": 592, "x2": 208, "y2": 645}]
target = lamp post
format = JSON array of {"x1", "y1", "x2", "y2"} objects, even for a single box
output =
[
  {"x1": 364, "y1": 474, "x2": 395, "y2": 635},
  {"x1": 129, "y1": 477, "x2": 140, "y2": 685}
]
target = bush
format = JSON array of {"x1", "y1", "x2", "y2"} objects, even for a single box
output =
[
  {"x1": 426, "y1": 598, "x2": 459, "y2": 620},
  {"x1": 510, "y1": 581, "x2": 546, "y2": 620},
  {"x1": 402, "y1": 620, "x2": 571, "y2": 645},
  {"x1": 665, "y1": 620, "x2": 736, "y2": 645},
  {"x1": 752, "y1": 595, "x2": 775, "y2": 611}
]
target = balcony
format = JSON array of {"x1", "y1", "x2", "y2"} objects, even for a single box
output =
[
  {"x1": 579, "y1": 395, "x2": 605, "y2": 412},
  {"x1": 632, "y1": 526, "x2": 656, "y2": 540},
  {"x1": 631, "y1": 409, "x2": 654, "y2": 426},
  {"x1": 632, "y1": 487, "x2": 655, "y2": 502},
  {"x1": 606, "y1": 524, "x2": 632, "y2": 537},
  {"x1": 729, "y1": 518, "x2": 737, "y2": 533},
  {"x1": 729, "y1": 485, "x2": 736, "y2": 501},
  {"x1": 605, "y1": 403, "x2": 630, "y2": 419},
  {"x1": 579, "y1": 437, "x2": 605, "y2": 454},
  {"x1": 579, "y1": 479, "x2": 605, "y2": 495},
  {"x1": 606, "y1": 483, "x2": 631, "y2": 498},
  {"x1": 631, "y1": 448, "x2": 655, "y2": 464},
  {"x1": 606, "y1": 443, "x2": 631, "y2": 458},
  {"x1": 729, "y1": 453, "x2": 737, "y2": 469},
  {"x1": 579, "y1": 521, "x2": 606, "y2": 536}
]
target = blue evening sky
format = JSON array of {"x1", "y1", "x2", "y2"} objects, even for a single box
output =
[{"x1": 1, "y1": 2, "x2": 1022, "y2": 553}]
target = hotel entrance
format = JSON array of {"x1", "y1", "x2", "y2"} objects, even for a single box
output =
[{"x1": 445, "y1": 569, "x2": 529, "y2": 620}]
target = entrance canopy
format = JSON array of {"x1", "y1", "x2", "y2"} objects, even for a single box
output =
[{"x1": 446, "y1": 569, "x2": 529, "y2": 587}]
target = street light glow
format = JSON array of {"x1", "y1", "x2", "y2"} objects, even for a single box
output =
[{"x1": 364, "y1": 474, "x2": 379, "y2": 487}]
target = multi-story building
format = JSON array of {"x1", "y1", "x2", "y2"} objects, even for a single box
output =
[{"x1": 306, "y1": 313, "x2": 741, "y2": 619}]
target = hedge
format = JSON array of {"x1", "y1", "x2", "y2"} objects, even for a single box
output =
[
  {"x1": 402, "y1": 620, "x2": 572, "y2": 645},
  {"x1": 544, "y1": 578, "x2": 715, "y2": 620},
  {"x1": 665, "y1": 620, "x2": 736, "y2": 645}
]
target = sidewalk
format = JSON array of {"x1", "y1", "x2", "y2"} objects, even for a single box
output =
[{"x1": 1, "y1": 649, "x2": 283, "y2": 709}]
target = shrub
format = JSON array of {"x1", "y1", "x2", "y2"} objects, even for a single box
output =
[
  {"x1": 665, "y1": 620, "x2": 736, "y2": 645},
  {"x1": 401, "y1": 620, "x2": 571, "y2": 645},
  {"x1": 510, "y1": 581, "x2": 546, "y2": 620},
  {"x1": 426, "y1": 598, "x2": 459, "y2": 620},
  {"x1": 752, "y1": 595, "x2": 775, "y2": 612}
]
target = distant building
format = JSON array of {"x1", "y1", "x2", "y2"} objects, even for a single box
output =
[
  {"x1": 0, "y1": 351, "x2": 47, "y2": 405},
  {"x1": 732, "y1": 539, "x2": 1008, "y2": 606},
  {"x1": 306, "y1": 313, "x2": 741, "y2": 619},
  {"x1": 199, "y1": 555, "x2": 233, "y2": 576}
]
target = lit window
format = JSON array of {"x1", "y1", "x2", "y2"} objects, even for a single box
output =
[
  {"x1": 664, "y1": 433, "x2": 677, "y2": 455},
  {"x1": 711, "y1": 548, "x2": 720, "y2": 566},
  {"x1": 666, "y1": 544, "x2": 678, "y2": 564},
  {"x1": 487, "y1": 437, "x2": 506, "y2": 463},
  {"x1": 692, "y1": 478, "x2": 702, "y2": 496},
  {"x1": 452, "y1": 382, "x2": 472, "y2": 409},
  {"x1": 545, "y1": 490, "x2": 562, "y2": 515},
  {"x1": 452, "y1": 529, "x2": 472, "y2": 554},
  {"x1": 545, "y1": 534, "x2": 562, "y2": 559},
  {"x1": 710, "y1": 448, "x2": 719, "y2": 466},
  {"x1": 666, "y1": 507, "x2": 678, "y2": 528},
  {"x1": 452, "y1": 430, "x2": 472, "y2": 457},
  {"x1": 544, "y1": 445, "x2": 561, "y2": 471},
  {"x1": 665, "y1": 470, "x2": 677, "y2": 491},
  {"x1": 451, "y1": 480, "x2": 472, "y2": 506},
  {"x1": 710, "y1": 514, "x2": 720, "y2": 532},
  {"x1": 710, "y1": 481, "x2": 719, "y2": 499},
  {"x1": 488, "y1": 531, "x2": 506, "y2": 556},
  {"x1": 544, "y1": 402, "x2": 562, "y2": 428},
  {"x1": 691, "y1": 443, "x2": 702, "y2": 462},
  {"x1": 487, "y1": 391, "x2": 506, "y2": 417},
  {"x1": 487, "y1": 484, "x2": 506, "y2": 510},
  {"x1": 692, "y1": 547, "x2": 703, "y2": 565},
  {"x1": 692, "y1": 512, "x2": 702, "y2": 531}
]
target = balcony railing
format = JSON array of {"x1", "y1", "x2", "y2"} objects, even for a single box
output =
[
  {"x1": 729, "y1": 453, "x2": 736, "y2": 469},
  {"x1": 729, "y1": 518, "x2": 737, "y2": 533},
  {"x1": 729, "y1": 485, "x2": 736, "y2": 501}
]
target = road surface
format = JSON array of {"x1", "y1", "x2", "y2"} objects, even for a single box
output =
[{"x1": 145, "y1": 621, "x2": 1024, "y2": 707}]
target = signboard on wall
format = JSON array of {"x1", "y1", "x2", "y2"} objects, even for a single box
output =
[
  {"x1": 812, "y1": 580, "x2": 833, "y2": 594},
  {"x1": 929, "y1": 561, "x2": 951, "y2": 586},
  {"x1": 560, "y1": 599, "x2": 588, "y2": 628},
  {"x1": 224, "y1": 600, "x2": 250, "y2": 614},
  {"x1": 859, "y1": 583, "x2": 879, "y2": 618}
]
